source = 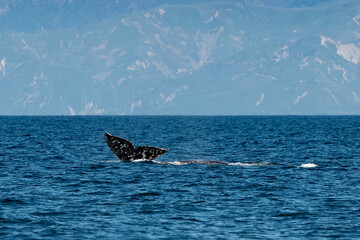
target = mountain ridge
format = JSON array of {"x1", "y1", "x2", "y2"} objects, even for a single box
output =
[{"x1": 1, "y1": 0, "x2": 360, "y2": 115}]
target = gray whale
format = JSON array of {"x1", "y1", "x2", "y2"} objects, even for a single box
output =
[
  {"x1": 104, "y1": 132, "x2": 276, "y2": 167},
  {"x1": 105, "y1": 132, "x2": 168, "y2": 160}
]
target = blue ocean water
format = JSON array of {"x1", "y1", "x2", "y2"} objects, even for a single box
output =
[{"x1": 1, "y1": 116, "x2": 360, "y2": 239}]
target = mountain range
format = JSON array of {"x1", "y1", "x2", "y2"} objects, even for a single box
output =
[{"x1": 1, "y1": 0, "x2": 360, "y2": 115}]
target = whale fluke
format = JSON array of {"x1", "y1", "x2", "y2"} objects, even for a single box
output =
[{"x1": 105, "y1": 132, "x2": 168, "y2": 160}]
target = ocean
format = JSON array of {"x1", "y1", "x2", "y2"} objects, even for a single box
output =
[{"x1": 1, "y1": 116, "x2": 360, "y2": 239}]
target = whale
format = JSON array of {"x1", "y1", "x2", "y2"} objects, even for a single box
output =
[
  {"x1": 105, "y1": 132, "x2": 168, "y2": 160},
  {"x1": 166, "y1": 160, "x2": 229, "y2": 165},
  {"x1": 104, "y1": 132, "x2": 316, "y2": 168}
]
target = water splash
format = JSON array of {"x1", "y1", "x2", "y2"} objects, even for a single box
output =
[{"x1": 299, "y1": 163, "x2": 318, "y2": 168}]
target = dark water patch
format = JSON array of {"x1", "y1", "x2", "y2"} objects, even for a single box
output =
[
  {"x1": 131, "y1": 192, "x2": 162, "y2": 197},
  {"x1": 64, "y1": 182, "x2": 83, "y2": 187},
  {"x1": 0, "y1": 216, "x2": 33, "y2": 224},
  {"x1": 32, "y1": 211, "x2": 67, "y2": 216},
  {"x1": 136, "y1": 210, "x2": 155, "y2": 214},
  {"x1": 274, "y1": 211, "x2": 313, "y2": 219},
  {"x1": 1, "y1": 198, "x2": 27, "y2": 205},
  {"x1": 102, "y1": 202, "x2": 123, "y2": 206},
  {"x1": 85, "y1": 190, "x2": 113, "y2": 195},
  {"x1": 129, "y1": 192, "x2": 163, "y2": 201},
  {"x1": 122, "y1": 179, "x2": 141, "y2": 184},
  {"x1": 165, "y1": 188, "x2": 190, "y2": 193},
  {"x1": 89, "y1": 163, "x2": 107, "y2": 169},
  {"x1": 170, "y1": 216, "x2": 204, "y2": 222}
]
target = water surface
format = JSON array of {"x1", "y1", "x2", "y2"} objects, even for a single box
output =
[{"x1": 1, "y1": 116, "x2": 360, "y2": 239}]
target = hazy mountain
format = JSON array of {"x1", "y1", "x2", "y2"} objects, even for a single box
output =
[{"x1": 1, "y1": 0, "x2": 359, "y2": 115}]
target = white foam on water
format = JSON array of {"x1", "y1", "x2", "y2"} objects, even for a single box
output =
[
  {"x1": 133, "y1": 159, "x2": 151, "y2": 163},
  {"x1": 100, "y1": 160, "x2": 122, "y2": 163},
  {"x1": 152, "y1": 160, "x2": 195, "y2": 165},
  {"x1": 299, "y1": 163, "x2": 318, "y2": 168},
  {"x1": 151, "y1": 160, "x2": 172, "y2": 165},
  {"x1": 144, "y1": 160, "x2": 272, "y2": 166},
  {"x1": 103, "y1": 159, "x2": 271, "y2": 167},
  {"x1": 167, "y1": 161, "x2": 191, "y2": 166}
]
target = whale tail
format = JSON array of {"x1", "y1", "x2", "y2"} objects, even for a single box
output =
[{"x1": 104, "y1": 132, "x2": 168, "y2": 160}]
